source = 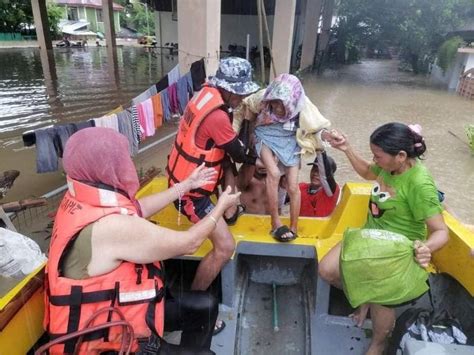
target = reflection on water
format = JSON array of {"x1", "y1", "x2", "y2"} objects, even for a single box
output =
[
  {"x1": 0, "y1": 47, "x2": 177, "y2": 201},
  {"x1": 302, "y1": 60, "x2": 474, "y2": 224},
  {"x1": 0, "y1": 53, "x2": 472, "y2": 224}
]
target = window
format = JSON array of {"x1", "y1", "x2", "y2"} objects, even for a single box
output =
[
  {"x1": 67, "y1": 7, "x2": 79, "y2": 21},
  {"x1": 96, "y1": 9, "x2": 103, "y2": 23}
]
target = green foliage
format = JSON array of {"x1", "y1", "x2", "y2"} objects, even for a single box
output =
[
  {"x1": 437, "y1": 36, "x2": 465, "y2": 73},
  {"x1": 466, "y1": 124, "x2": 474, "y2": 153},
  {"x1": 47, "y1": 3, "x2": 63, "y2": 37},
  {"x1": 333, "y1": 0, "x2": 473, "y2": 73},
  {"x1": 128, "y1": 2, "x2": 154, "y2": 35},
  {"x1": 0, "y1": 0, "x2": 63, "y2": 35}
]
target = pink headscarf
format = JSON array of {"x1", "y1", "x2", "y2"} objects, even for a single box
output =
[{"x1": 63, "y1": 127, "x2": 140, "y2": 204}]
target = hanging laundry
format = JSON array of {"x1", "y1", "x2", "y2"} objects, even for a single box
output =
[
  {"x1": 106, "y1": 105, "x2": 123, "y2": 115},
  {"x1": 72, "y1": 120, "x2": 94, "y2": 131},
  {"x1": 117, "y1": 110, "x2": 138, "y2": 156},
  {"x1": 160, "y1": 89, "x2": 171, "y2": 122},
  {"x1": 167, "y1": 83, "x2": 179, "y2": 115},
  {"x1": 56, "y1": 124, "x2": 77, "y2": 158},
  {"x1": 93, "y1": 114, "x2": 119, "y2": 131},
  {"x1": 35, "y1": 128, "x2": 60, "y2": 173},
  {"x1": 177, "y1": 72, "x2": 194, "y2": 114},
  {"x1": 168, "y1": 64, "x2": 180, "y2": 85},
  {"x1": 155, "y1": 75, "x2": 169, "y2": 92},
  {"x1": 151, "y1": 93, "x2": 163, "y2": 128},
  {"x1": 137, "y1": 99, "x2": 156, "y2": 138},
  {"x1": 190, "y1": 58, "x2": 206, "y2": 91},
  {"x1": 132, "y1": 90, "x2": 152, "y2": 105},
  {"x1": 148, "y1": 85, "x2": 158, "y2": 97},
  {"x1": 130, "y1": 106, "x2": 143, "y2": 143}
]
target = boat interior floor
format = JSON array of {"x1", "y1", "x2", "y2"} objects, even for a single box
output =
[{"x1": 163, "y1": 242, "x2": 474, "y2": 355}]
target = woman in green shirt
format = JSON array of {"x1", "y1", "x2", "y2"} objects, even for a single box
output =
[{"x1": 319, "y1": 122, "x2": 449, "y2": 355}]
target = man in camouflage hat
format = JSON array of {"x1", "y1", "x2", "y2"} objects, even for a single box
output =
[{"x1": 166, "y1": 57, "x2": 258, "y2": 302}]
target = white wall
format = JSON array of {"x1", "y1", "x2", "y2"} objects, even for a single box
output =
[{"x1": 431, "y1": 52, "x2": 473, "y2": 91}]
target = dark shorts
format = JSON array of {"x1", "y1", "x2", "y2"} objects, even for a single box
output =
[{"x1": 174, "y1": 195, "x2": 215, "y2": 224}]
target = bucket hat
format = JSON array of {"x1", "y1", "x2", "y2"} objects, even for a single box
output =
[{"x1": 208, "y1": 57, "x2": 259, "y2": 95}]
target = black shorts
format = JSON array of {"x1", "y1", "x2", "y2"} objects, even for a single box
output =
[{"x1": 174, "y1": 195, "x2": 215, "y2": 224}]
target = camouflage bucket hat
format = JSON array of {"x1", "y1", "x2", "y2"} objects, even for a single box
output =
[{"x1": 208, "y1": 57, "x2": 260, "y2": 95}]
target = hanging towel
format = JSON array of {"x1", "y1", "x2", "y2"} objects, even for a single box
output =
[
  {"x1": 151, "y1": 93, "x2": 163, "y2": 129},
  {"x1": 160, "y1": 89, "x2": 171, "y2": 122},
  {"x1": 148, "y1": 85, "x2": 157, "y2": 97},
  {"x1": 93, "y1": 114, "x2": 119, "y2": 131},
  {"x1": 190, "y1": 58, "x2": 206, "y2": 91},
  {"x1": 168, "y1": 83, "x2": 179, "y2": 115},
  {"x1": 177, "y1": 72, "x2": 194, "y2": 114},
  {"x1": 155, "y1": 75, "x2": 169, "y2": 92},
  {"x1": 56, "y1": 124, "x2": 77, "y2": 158},
  {"x1": 132, "y1": 90, "x2": 152, "y2": 105},
  {"x1": 136, "y1": 103, "x2": 147, "y2": 138},
  {"x1": 168, "y1": 64, "x2": 180, "y2": 85},
  {"x1": 130, "y1": 106, "x2": 143, "y2": 143},
  {"x1": 35, "y1": 127, "x2": 60, "y2": 173},
  {"x1": 117, "y1": 110, "x2": 138, "y2": 156},
  {"x1": 142, "y1": 98, "x2": 156, "y2": 137}
]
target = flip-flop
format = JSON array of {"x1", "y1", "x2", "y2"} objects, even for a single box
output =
[
  {"x1": 213, "y1": 320, "x2": 226, "y2": 336},
  {"x1": 224, "y1": 204, "x2": 245, "y2": 226},
  {"x1": 270, "y1": 225, "x2": 297, "y2": 242}
]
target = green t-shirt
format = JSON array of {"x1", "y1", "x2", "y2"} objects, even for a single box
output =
[{"x1": 364, "y1": 162, "x2": 443, "y2": 241}]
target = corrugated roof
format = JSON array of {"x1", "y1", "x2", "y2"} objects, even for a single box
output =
[{"x1": 55, "y1": 0, "x2": 124, "y2": 11}]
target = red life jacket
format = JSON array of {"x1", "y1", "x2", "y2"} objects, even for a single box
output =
[
  {"x1": 167, "y1": 86, "x2": 226, "y2": 197},
  {"x1": 44, "y1": 178, "x2": 165, "y2": 354}
]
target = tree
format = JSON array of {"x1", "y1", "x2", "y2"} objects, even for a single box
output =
[
  {"x1": 47, "y1": 3, "x2": 63, "y2": 37},
  {"x1": 332, "y1": 0, "x2": 473, "y2": 73}
]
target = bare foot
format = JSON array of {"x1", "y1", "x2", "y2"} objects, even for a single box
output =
[{"x1": 349, "y1": 303, "x2": 369, "y2": 327}]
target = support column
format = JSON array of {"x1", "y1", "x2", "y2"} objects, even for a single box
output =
[
  {"x1": 39, "y1": 48, "x2": 58, "y2": 100},
  {"x1": 270, "y1": 0, "x2": 296, "y2": 79},
  {"x1": 318, "y1": 0, "x2": 335, "y2": 54},
  {"x1": 300, "y1": 0, "x2": 323, "y2": 71},
  {"x1": 178, "y1": 0, "x2": 221, "y2": 76},
  {"x1": 31, "y1": 0, "x2": 52, "y2": 50},
  {"x1": 154, "y1": 11, "x2": 162, "y2": 48},
  {"x1": 102, "y1": 0, "x2": 116, "y2": 48}
]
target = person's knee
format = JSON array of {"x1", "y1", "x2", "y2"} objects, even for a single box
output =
[
  {"x1": 318, "y1": 259, "x2": 337, "y2": 283},
  {"x1": 266, "y1": 167, "x2": 280, "y2": 182},
  {"x1": 212, "y1": 233, "x2": 235, "y2": 261},
  {"x1": 286, "y1": 182, "x2": 300, "y2": 196}
]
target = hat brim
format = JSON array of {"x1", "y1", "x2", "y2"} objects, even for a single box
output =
[{"x1": 208, "y1": 76, "x2": 260, "y2": 96}]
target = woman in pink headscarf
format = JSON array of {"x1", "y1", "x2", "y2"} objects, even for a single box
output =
[{"x1": 45, "y1": 127, "x2": 240, "y2": 354}]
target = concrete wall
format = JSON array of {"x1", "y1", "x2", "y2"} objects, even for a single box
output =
[
  {"x1": 431, "y1": 52, "x2": 474, "y2": 90},
  {"x1": 156, "y1": 11, "x2": 276, "y2": 51}
]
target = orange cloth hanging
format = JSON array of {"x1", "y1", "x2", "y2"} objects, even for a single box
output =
[{"x1": 151, "y1": 94, "x2": 163, "y2": 129}]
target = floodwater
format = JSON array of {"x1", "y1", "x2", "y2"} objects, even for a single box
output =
[{"x1": 0, "y1": 49, "x2": 473, "y2": 223}]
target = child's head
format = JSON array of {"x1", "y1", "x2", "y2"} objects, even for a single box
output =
[{"x1": 262, "y1": 73, "x2": 305, "y2": 122}]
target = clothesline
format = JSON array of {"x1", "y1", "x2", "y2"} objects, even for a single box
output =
[{"x1": 23, "y1": 58, "x2": 207, "y2": 174}]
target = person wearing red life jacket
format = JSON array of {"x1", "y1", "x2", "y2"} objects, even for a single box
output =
[
  {"x1": 166, "y1": 57, "x2": 259, "y2": 297},
  {"x1": 44, "y1": 127, "x2": 240, "y2": 354}
]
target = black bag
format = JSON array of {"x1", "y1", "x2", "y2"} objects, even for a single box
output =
[{"x1": 387, "y1": 308, "x2": 467, "y2": 355}]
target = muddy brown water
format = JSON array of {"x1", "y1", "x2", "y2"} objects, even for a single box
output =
[{"x1": 0, "y1": 49, "x2": 473, "y2": 224}]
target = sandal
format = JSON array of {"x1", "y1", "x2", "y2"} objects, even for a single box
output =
[
  {"x1": 270, "y1": 225, "x2": 297, "y2": 242},
  {"x1": 224, "y1": 204, "x2": 245, "y2": 226},
  {"x1": 213, "y1": 320, "x2": 226, "y2": 336}
]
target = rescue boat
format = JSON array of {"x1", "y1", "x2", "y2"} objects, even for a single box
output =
[{"x1": 1, "y1": 177, "x2": 473, "y2": 354}]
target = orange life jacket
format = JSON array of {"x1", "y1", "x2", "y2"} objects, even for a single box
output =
[
  {"x1": 44, "y1": 178, "x2": 165, "y2": 354},
  {"x1": 167, "y1": 86, "x2": 226, "y2": 197}
]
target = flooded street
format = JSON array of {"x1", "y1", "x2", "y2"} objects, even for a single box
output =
[{"x1": 0, "y1": 50, "x2": 472, "y2": 223}]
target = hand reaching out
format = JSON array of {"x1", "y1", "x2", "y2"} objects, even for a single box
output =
[
  {"x1": 322, "y1": 129, "x2": 349, "y2": 151},
  {"x1": 217, "y1": 186, "x2": 241, "y2": 211},
  {"x1": 185, "y1": 164, "x2": 217, "y2": 190}
]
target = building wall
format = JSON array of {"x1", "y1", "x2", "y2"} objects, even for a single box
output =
[
  {"x1": 86, "y1": 7, "x2": 98, "y2": 32},
  {"x1": 156, "y1": 11, "x2": 275, "y2": 50},
  {"x1": 431, "y1": 53, "x2": 472, "y2": 90},
  {"x1": 59, "y1": 6, "x2": 121, "y2": 33}
]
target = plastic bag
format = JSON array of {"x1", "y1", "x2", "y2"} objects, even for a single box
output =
[
  {"x1": 340, "y1": 228, "x2": 429, "y2": 308},
  {"x1": 0, "y1": 227, "x2": 47, "y2": 279},
  {"x1": 387, "y1": 308, "x2": 468, "y2": 354}
]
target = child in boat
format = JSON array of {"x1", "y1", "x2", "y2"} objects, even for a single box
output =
[
  {"x1": 299, "y1": 152, "x2": 340, "y2": 217},
  {"x1": 319, "y1": 122, "x2": 449, "y2": 354}
]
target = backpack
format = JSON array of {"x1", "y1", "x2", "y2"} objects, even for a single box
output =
[{"x1": 387, "y1": 308, "x2": 467, "y2": 355}]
